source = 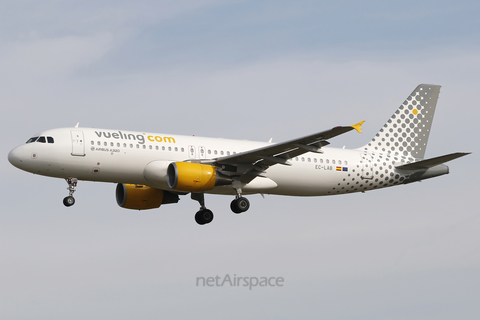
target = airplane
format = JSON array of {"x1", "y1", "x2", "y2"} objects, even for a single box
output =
[{"x1": 8, "y1": 84, "x2": 469, "y2": 225}]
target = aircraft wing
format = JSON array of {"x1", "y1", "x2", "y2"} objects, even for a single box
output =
[{"x1": 211, "y1": 121, "x2": 364, "y2": 168}]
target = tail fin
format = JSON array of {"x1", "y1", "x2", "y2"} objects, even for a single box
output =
[{"x1": 362, "y1": 84, "x2": 441, "y2": 159}]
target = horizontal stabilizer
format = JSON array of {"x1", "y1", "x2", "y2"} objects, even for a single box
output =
[{"x1": 395, "y1": 152, "x2": 470, "y2": 170}]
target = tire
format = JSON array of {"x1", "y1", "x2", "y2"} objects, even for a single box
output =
[
  {"x1": 63, "y1": 196, "x2": 75, "y2": 207},
  {"x1": 195, "y1": 209, "x2": 214, "y2": 225},
  {"x1": 230, "y1": 200, "x2": 242, "y2": 214},
  {"x1": 236, "y1": 197, "x2": 250, "y2": 212},
  {"x1": 231, "y1": 197, "x2": 250, "y2": 214}
]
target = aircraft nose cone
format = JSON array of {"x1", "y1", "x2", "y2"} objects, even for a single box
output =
[{"x1": 8, "y1": 146, "x2": 25, "y2": 167}]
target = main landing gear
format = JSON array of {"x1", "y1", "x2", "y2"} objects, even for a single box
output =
[
  {"x1": 192, "y1": 193, "x2": 214, "y2": 225},
  {"x1": 191, "y1": 185, "x2": 251, "y2": 225},
  {"x1": 195, "y1": 208, "x2": 214, "y2": 225},
  {"x1": 230, "y1": 197, "x2": 250, "y2": 214},
  {"x1": 63, "y1": 178, "x2": 77, "y2": 207},
  {"x1": 230, "y1": 182, "x2": 250, "y2": 214}
]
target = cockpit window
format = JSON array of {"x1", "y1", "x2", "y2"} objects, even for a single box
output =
[{"x1": 26, "y1": 136, "x2": 54, "y2": 144}]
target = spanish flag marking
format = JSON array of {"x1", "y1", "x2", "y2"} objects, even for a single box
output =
[{"x1": 336, "y1": 167, "x2": 342, "y2": 171}]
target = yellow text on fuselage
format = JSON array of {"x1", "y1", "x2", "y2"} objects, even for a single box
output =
[{"x1": 94, "y1": 131, "x2": 176, "y2": 144}]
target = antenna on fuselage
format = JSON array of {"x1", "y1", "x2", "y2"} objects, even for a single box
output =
[{"x1": 75, "y1": 122, "x2": 79, "y2": 128}]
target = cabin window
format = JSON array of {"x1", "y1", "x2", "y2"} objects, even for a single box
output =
[
  {"x1": 175, "y1": 147, "x2": 178, "y2": 152},
  {"x1": 162, "y1": 146, "x2": 165, "y2": 151},
  {"x1": 301, "y1": 157, "x2": 305, "y2": 162},
  {"x1": 136, "y1": 145, "x2": 140, "y2": 149},
  {"x1": 168, "y1": 147, "x2": 172, "y2": 151},
  {"x1": 214, "y1": 150, "x2": 218, "y2": 155},
  {"x1": 143, "y1": 145, "x2": 146, "y2": 149},
  {"x1": 130, "y1": 144, "x2": 133, "y2": 148},
  {"x1": 314, "y1": 158, "x2": 317, "y2": 163},
  {"x1": 155, "y1": 146, "x2": 159, "y2": 150},
  {"x1": 181, "y1": 147, "x2": 184, "y2": 152},
  {"x1": 91, "y1": 141, "x2": 94, "y2": 145},
  {"x1": 220, "y1": 151, "x2": 224, "y2": 155},
  {"x1": 308, "y1": 158, "x2": 311, "y2": 162},
  {"x1": 326, "y1": 159, "x2": 329, "y2": 164},
  {"x1": 26, "y1": 137, "x2": 39, "y2": 143},
  {"x1": 149, "y1": 145, "x2": 152, "y2": 150},
  {"x1": 320, "y1": 159, "x2": 323, "y2": 163},
  {"x1": 208, "y1": 150, "x2": 212, "y2": 154},
  {"x1": 104, "y1": 142, "x2": 107, "y2": 146},
  {"x1": 97, "y1": 141, "x2": 101, "y2": 146},
  {"x1": 227, "y1": 151, "x2": 230, "y2": 155},
  {"x1": 338, "y1": 160, "x2": 342, "y2": 165},
  {"x1": 110, "y1": 142, "x2": 114, "y2": 147}
]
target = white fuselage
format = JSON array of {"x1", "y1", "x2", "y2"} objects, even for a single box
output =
[{"x1": 8, "y1": 127, "x2": 415, "y2": 197}]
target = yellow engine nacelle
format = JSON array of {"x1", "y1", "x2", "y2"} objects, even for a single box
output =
[
  {"x1": 116, "y1": 184, "x2": 179, "y2": 210},
  {"x1": 167, "y1": 162, "x2": 232, "y2": 192}
]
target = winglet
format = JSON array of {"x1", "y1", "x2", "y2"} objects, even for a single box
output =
[{"x1": 351, "y1": 121, "x2": 365, "y2": 133}]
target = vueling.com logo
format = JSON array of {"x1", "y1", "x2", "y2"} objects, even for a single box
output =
[{"x1": 94, "y1": 131, "x2": 176, "y2": 145}]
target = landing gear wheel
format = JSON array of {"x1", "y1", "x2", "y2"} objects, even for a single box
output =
[
  {"x1": 64, "y1": 178, "x2": 78, "y2": 207},
  {"x1": 230, "y1": 197, "x2": 250, "y2": 214},
  {"x1": 63, "y1": 196, "x2": 75, "y2": 207},
  {"x1": 195, "y1": 209, "x2": 214, "y2": 225},
  {"x1": 230, "y1": 201, "x2": 241, "y2": 214}
]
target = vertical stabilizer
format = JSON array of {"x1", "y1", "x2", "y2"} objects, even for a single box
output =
[{"x1": 362, "y1": 84, "x2": 441, "y2": 159}]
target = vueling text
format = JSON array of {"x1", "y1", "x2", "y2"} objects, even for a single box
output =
[{"x1": 94, "y1": 131, "x2": 176, "y2": 145}]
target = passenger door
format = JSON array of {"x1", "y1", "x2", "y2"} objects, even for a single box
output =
[
  {"x1": 361, "y1": 153, "x2": 373, "y2": 179},
  {"x1": 71, "y1": 130, "x2": 85, "y2": 156}
]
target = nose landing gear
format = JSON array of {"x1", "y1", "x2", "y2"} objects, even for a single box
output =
[{"x1": 63, "y1": 178, "x2": 77, "y2": 207}]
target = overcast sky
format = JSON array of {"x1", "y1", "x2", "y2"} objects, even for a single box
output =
[{"x1": 1, "y1": 1, "x2": 479, "y2": 319}]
